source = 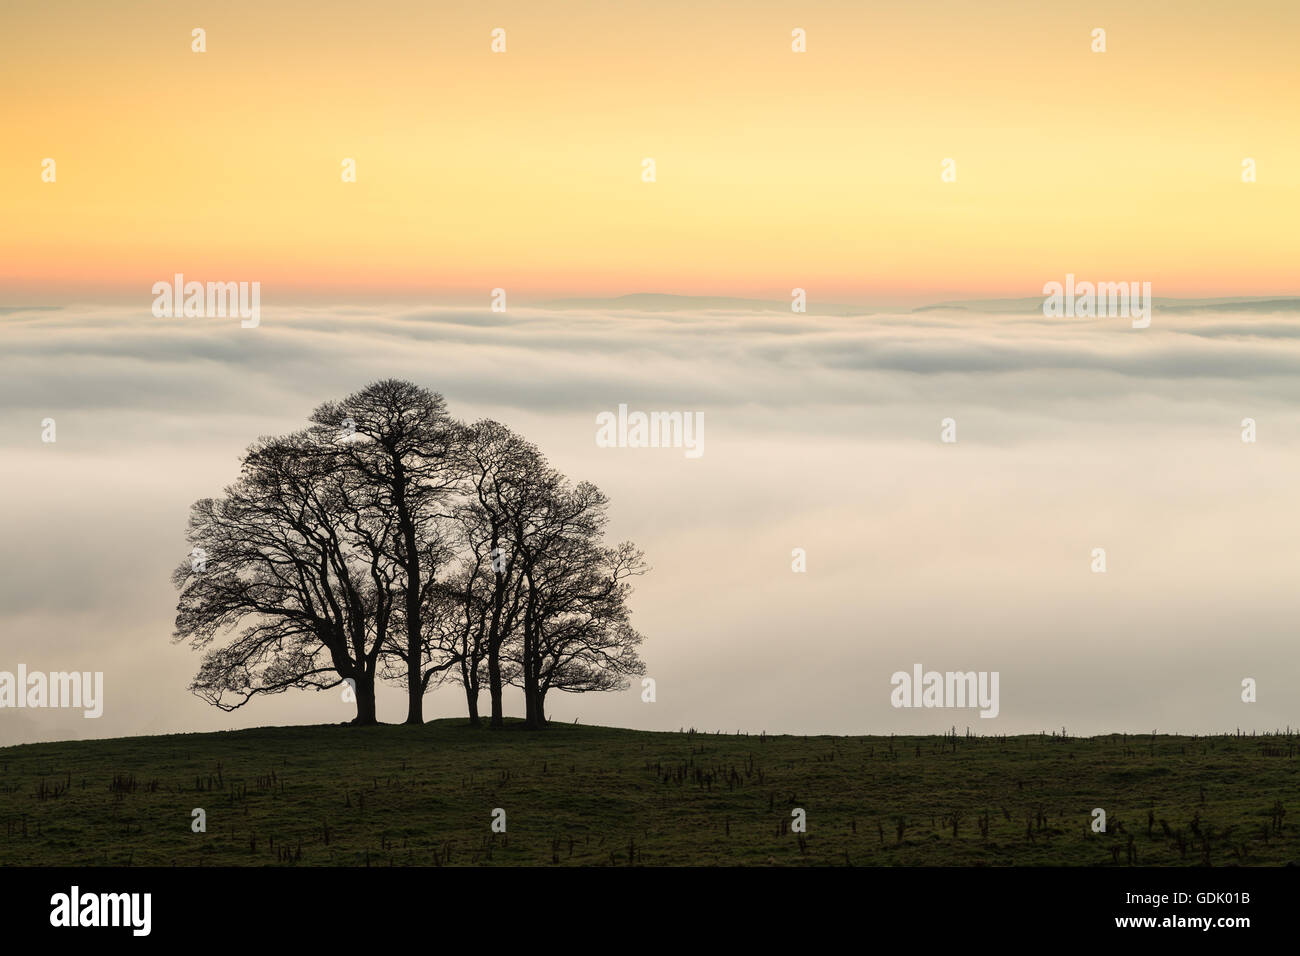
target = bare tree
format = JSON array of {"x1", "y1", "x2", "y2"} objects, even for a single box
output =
[
  {"x1": 530, "y1": 540, "x2": 648, "y2": 719},
  {"x1": 511, "y1": 477, "x2": 601, "y2": 728},
  {"x1": 172, "y1": 433, "x2": 395, "y2": 724},
  {"x1": 455, "y1": 420, "x2": 537, "y2": 728},
  {"x1": 308, "y1": 380, "x2": 461, "y2": 725},
  {"x1": 452, "y1": 423, "x2": 648, "y2": 728},
  {"x1": 174, "y1": 383, "x2": 650, "y2": 730},
  {"x1": 510, "y1": 483, "x2": 648, "y2": 725},
  {"x1": 418, "y1": 563, "x2": 490, "y2": 725}
]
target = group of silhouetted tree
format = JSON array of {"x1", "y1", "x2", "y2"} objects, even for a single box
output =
[{"x1": 171, "y1": 380, "x2": 647, "y2": 729}]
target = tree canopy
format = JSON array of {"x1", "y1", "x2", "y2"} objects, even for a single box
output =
[{"x1": 173, "y1": 380, "x2": 647, "y2": 728}]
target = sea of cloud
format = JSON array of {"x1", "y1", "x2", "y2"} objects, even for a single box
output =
[{"x1": 1, "y1": 302, "x2": 1298, "y2": 744}]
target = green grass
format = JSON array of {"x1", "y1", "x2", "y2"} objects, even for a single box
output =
[{"x1": 0, "y1": 721, "x2": 1296, "y2": 866}]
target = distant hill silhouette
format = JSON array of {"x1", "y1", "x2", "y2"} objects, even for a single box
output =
[{"x1": 538, "y1": 292, "x2": 1300, "y2": 316}]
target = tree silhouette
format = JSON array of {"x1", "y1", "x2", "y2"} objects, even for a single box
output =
[
  {"x1": 173, "y1": 382, "x2": 647, "y2": 729},
  {"x1": 524, "y1": 539, "x2": 648, "y2": 721},
  {"x1": 506, "y1": 473, "x2": 645, "y2": 727},
  {"x1": 453, "y1": 419, "x2": 539, "y2": 727},
  {"x1": 172, "y1": 432, "x2": 394, "y2": 724},
  {"x1": 307, "y1": 380, "x2": 462, "y2": 725}
]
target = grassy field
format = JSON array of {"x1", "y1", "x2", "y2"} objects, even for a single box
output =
[{"x1": 0, "y1": 720, "x2": 1296, "y2": 866}]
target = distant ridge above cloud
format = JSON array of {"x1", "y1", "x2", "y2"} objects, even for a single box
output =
[
  {"x1": 917, "y1": 295, "x2": 1300, "y2": 314},
  {"x1": 5, "y1": 296, "x2": 1297, "y2": 317},
  {"x1": 534, "y1": 293, "x2": 873, "y2": 316},
  {"x1": 535, "y1": 292, "x2": 1300, "y2": 316}
]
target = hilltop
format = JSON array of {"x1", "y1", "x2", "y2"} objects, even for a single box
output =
[{"x1": 1, "y1": 721, "x2": 1295, "y2": 866}]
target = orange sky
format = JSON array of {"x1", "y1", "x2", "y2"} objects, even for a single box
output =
[{"x1": 2, "y1": 0, "x2": 1298, "y2": 304}]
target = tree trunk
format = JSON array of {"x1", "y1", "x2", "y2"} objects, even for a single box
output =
[
  {"x1": 521, "y1": 576, "x2": 543, "y2": 729},
  {"x1": 524, "y1": 683, "x2": 544, "y2": 729},
  {"x1": 404, "y1": 647, "x2": 423, "y2": 725},
  {"x1": 466, "y1": 683, "x2": 481, "y2": 727},
  {"x1": 352, "y1": 672, "x2": 378, "y2": 725},
  {"x1": 393, "y1": 464, "x2": 424, "y2": 726},
  {"x1": 487, "y1": 529, "x2": 507, "y2": 729},
  {"x1": 522, "y1": 639, "x2": 544, "y2": 729},
  {"x1": 488, "y1": 645, "x2": 503, "y2": 728}
]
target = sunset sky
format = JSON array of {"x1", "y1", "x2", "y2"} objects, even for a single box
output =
[
  {"x1": 3, "y1": 0, "x2": 1298, "y2": 304},
  {"x1": 4, "y1": 2, "x2": 1300, "y2": 743}
]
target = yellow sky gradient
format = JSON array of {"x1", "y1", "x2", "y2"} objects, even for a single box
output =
[{"x1": 2, "y1": 0, "x2": 1298, "y2": 304}]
